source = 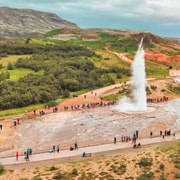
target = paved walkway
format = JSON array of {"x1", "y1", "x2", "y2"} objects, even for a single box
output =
[{"x1": 1, "y1": 134, "x2": 179, "y2": 168}]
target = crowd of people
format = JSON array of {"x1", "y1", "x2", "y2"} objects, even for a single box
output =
[
  {"x1": 35, "y1": 95, "x2": 169, "y2": 116},
  {"x1": 12, "y1": 126, "x2": 177, "y2": 163},
  {"x1": 0, "y1": 88, "x2": 175, "y2": 164},
  {"x1": 147, "y1": 96, "x2": 169, "y2": 103},
  {"x1": 63, "y1": 100, "x2": 117, "y2": 112}
]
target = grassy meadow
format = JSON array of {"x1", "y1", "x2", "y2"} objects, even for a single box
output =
[
  {"x1": 0, "y1": 55, "x2": 44, "y2": 81},
  {"x1": 0, "y1": 55, "x2": 30, "y2": 67}
]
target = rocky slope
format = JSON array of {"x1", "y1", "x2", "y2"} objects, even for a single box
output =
[{"x1": 0, "y1": 7, "x2": 78, "y2": 37}]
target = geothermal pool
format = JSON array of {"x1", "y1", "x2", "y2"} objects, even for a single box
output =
[{"x1": 1, "y1": 99, "x2": 179, "y2": 157}]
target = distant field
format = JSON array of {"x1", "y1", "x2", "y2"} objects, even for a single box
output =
[
  {"x1": 145, "y1": 60, "x2": 169, "y2": 78},
  {"x1": 94, "y1": 50, "x2": 130, "y2": 69},
  {"x1": 0, "y1": 104, "x2": 44, "y2": 117},
  {"x1": 30, "y1": 38, "x2": 58, "y2": 45},
  {"x1": 0, "y1": 55, "x2": 30, "y2": 67},
  {"x1": 94, "y1": 50, "x2": 168, "y2": 79},
  {"x1": 0, "y1": 55, "x2": 44, "y2": 81},
  {"x1": 8, "y1": 68, "x2": 44, "y2": 81}
]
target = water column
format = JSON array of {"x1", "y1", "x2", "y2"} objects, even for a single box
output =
[
  {"x1": 117, "y1": 38, "x2": 147, "y2": 112},
  {"x1": 131, "y1": 38, "x2": 147, "y2": 111}
]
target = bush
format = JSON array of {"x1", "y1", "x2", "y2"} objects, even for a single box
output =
[
  {"x1": 159, "y1": 163, "x2": 165, "y2": 171},
  {"x1": 72, "y1": 168, "x2": 78, "y2": 176},
  {"x1": 138, "y1": 157, "x2": 153, "y2": 167},
  {"x1": 53, "y1": 172, "x2": 66, "y2": 179},
  {"x1": 160, "y1": 172, "x2": 166, "y2": 180},
  {"x1": 137, "y1": 172, "x2": 154, "y2": 180},
  {"x1": 146, "y1": 86, "x2": 151, "y2": 95},
  {"x1": 46, "y1": 101, "x2": 59, "y2": 108},
  {"x1": 161, "y1": 89, "x2": 166, "y2": 92},
  {"x1": 150, "y1": 85, "x2": 157, "y2": 90},
  {"x1": 32, "y1": 176, "x2": 43, "y2": 180},
  {"x1": 0, "y1": 164, "x2": 5, "y2": 174},
  {"x1": 49, "y1": 166, "x2": 58, "y2": 171},
  {"x1": 175, "y1": 173, "x2": 180, "y2": 179}
]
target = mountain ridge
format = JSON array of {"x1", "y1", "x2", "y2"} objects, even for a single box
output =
[{"x1": 0, "y1": 6, "x2": 78, "y2": 37}]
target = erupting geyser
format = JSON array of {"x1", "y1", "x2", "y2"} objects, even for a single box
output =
[{"x1": 118, "y1": 38, "x2": 147, "y2": 112}]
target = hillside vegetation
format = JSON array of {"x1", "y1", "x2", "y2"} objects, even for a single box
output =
[{"x1": 0, "y1": 30, "x2": 179, "y2": 111}]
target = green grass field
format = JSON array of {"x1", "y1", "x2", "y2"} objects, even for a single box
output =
[
  {"x1": 0, "y1": 104, "x2": 44, "y2": 117},
  {"x1": 0, "y1": 55, "x2": 44, "y2": 81},
  {"x1": 0, "y1": 55, "x2": 30, "y2": 67},
  {"x1": 8, "y1": 68, "x2": 44, "y2": 81},
  {"x1": 94, "y1": 50, "x2": 131, "y2": 69}
]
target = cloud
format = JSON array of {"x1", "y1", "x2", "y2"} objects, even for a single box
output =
[
  {"x1": 50, "y1": 0, "x2": 180, "y2": 21},
  {"x1": 1, "y1": 0, "x2": 180, "y2": 21},
  {"x1": 144, "y1": 0, "x2": 180, "y2": 20},
  {"x1": 0, "y1": 0, "x2": 180, "y2": 37}
]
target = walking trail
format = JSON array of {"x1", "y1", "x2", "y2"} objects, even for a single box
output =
[{"x1": 1, "y1": 133, "x2": 179, "y2": 170}]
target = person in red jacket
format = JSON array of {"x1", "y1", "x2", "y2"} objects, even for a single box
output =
[{"x1": 16, "y1": 152, "x2": 19, "y2": 161}]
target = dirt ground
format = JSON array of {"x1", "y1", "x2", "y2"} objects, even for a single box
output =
[
  {"x1": 0, "y1": 76, "x2": 179, "y2": 153},
  {"x1": 0, "y1": 72, "x2": 179, "y2": 179}
]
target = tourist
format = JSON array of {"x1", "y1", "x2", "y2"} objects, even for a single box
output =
[
  {"x1": 57, "y1": 144, "x2": 60, "y2": 153},
  {"x1": 53, "y1": 145, "x2": 56, "y2": 152},
  {"x1": 16, "y1": 152, "x2": 19, "y2": 161},
  {"x1": 13, "y1": 120, "x2": 17, "y2": 127},
  {"x1": 133, "y1": 133, "x2": 137, "y2": 143},
  {"x1": 24, "y1": 151, "x2": 30, "y2": 161},
  {"x1": 173, "y1": 132, "x2": 175, "y2": 137},
  {"x1": 33, "y1": 109, "x2": 36, "y2": 115},
  {"x1": 26, "y1": 152, "x2": 30, "y2": 161},
  {"x1": 121, "y1": 135, "x2": 124, "y2": 142},
  {"x1": 136, "y1": 130, "x2": 139, "y2": 139},
  {"x1": 150, "y1": 131, "x2": 153, "y2": 137},
  {"x1": 82, "y1": 152, "x2": 86, "y2": 157},
  {"x1": 74, "y1": 142, "x2": 78, "y2": 150},
  {"x1": 114, "y1": 137, "x2": 116, "y2": 144}
]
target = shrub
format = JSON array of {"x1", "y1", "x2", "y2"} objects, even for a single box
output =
[
  {"x1": 146, "y1": 86, "x2": 151, "y2": 95},
  {"x1": 160, "y1": 172, "x2": 166, "y2": 180},
  {"x1": 150, "y1": 85, "x2": 157, "y2": 90},
  {"x1": 161, "y1": 89, "x2": 166, "y2": 92},
  {"x1": 0, "y1": 164, "x2": 5, "y2": 174},
  {"x1": 49, "y1": 166, "x2": 58, "y2": 171},
  {"x1": 174, "y1": 173, "x2": 180, "y2": 179},
  {"x1": 53, "y1": 172, "x2": 66, "y2": 179},
  {"x1": 32, "y1": 176, "x2": 43, "y2": 180},
  {"x1": 137, "y1": 172, "x2": 154, "y2": 180},
  {"x1": 72, "y1": 168, "x2": 78, "y2": 176},
  {"x1": 138, "y1": 157, "x2": 153, "y2": 167},
  {"x1": 159, "y1": 163, "x2": 165, "y2": 171}
]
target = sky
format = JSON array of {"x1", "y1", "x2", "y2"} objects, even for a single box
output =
[{"x1": 1, "y1": 0, "x2": 180, "y2": 37}]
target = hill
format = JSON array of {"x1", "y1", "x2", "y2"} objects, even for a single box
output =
[
  {"x1": 48, "y1": 28, "x2": 180, "y2": 68},
  {"x1": 0, "y1": 7, "x2": 78, "y2": 37},
  {"x1": 0, "y1": 7, "x2": 179, "y2": 113}
]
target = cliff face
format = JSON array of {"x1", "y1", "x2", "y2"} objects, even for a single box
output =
[{"x1": 0, "y1": 7, "x2": 78, "y2": 37}]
